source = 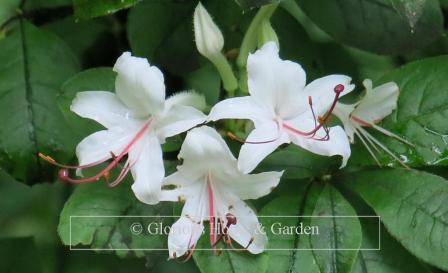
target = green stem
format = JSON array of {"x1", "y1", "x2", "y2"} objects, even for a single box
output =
[
  {"x1": 236, "y1": 3, "x2": 278, "y2": 69},
  {"x1": 211, "y1": 53, "x2": 238, "y2": 96}
]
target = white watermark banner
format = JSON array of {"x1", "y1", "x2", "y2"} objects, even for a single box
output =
[{"x1": 69, "y1": 215, "x2": 380, "y2": 251}]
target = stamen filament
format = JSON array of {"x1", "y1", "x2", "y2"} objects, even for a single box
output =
[
  {"x1": 38, "y1": 153, "x2": 108, "y2": 170},
  {"x1": 227, "y1": 132, "x2": 278, "y2": 144},
  {"x1": 357, "y1": 126, "x2": 410, "y2": 169},
  {"x1": 354, "y1": 126, "x2": 382, "y2": 166},
  {"x1": 207, "y1": 173, "x2": 217, "y2": 251},
  {"x1": 42, "y1": 118, "x2": 153, "y2": 184},
  {"x1": 282, "y1": 84, "x2": 345, "y2": 139},
  {"x1": 352, "y1": 115, "x2": 414, "y2": 147}
]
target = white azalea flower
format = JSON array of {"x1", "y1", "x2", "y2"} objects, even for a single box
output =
[
  {"x1": 333, "y1": 79, "x2": 413, "y2": 168},
  {"x1": 41, "y1": 52, "x2": 207, "y2": 204},
  {"x1": 208, "y1": 42, "x2": 354, "y2": 173},
  {"x1": 160, "y1": 126, "x2": 282, "y2": 259}
]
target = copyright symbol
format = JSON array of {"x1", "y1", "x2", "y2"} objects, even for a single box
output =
[{"x1": 130, "y1": 222, "x2": 143, "y2": 235}]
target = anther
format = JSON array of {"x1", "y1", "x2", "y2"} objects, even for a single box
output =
[
  {"x1": 334, "y1": 84, "x2": 345, "y2": 93},
  {"x1": 282, "y1": 83, "x2": 345, "y2": 140},
  {"x1": 226, "y1": 213, "x2": 237, "y2": 226}
]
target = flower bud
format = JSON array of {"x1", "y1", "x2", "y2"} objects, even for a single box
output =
[{"x1": 193, "y1": 2, "x2": 224, "y2": 59}]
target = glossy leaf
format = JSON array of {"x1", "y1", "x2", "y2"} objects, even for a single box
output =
[
  {"x1": 193, "y1": 232, "x2": 269, "y2": 273},
  {"x1": 256, "y1": 145, "x2": 337, "y2": 180},
  {"x1": 58, "y1": 177, "x2": 173, "y2": 258},
  {"x1": 0, "y1": 0, "x2": 19, "y2": 28},
  {"x1": 353, "y1": 218, "x2": 432, "y2": 273},
  {"x1": 310, "y1": 184, "x2": 362, "y2": 273},
  {"x1": 74, "y1": 0, "x2": 141, "y2": 20},
  {"x1": 298, "y1": 0, "x2": 443, "y2": 54},
  {"x1": 344, "y1": 169, "x2": 448, "y2": 270},
  {"x1": 0, "y1": 21, "x2": 80, "y2": 183}
]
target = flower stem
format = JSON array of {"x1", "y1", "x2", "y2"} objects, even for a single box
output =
[
  {"x1": 211, "y1": 53, "x2": 238, "y2": 96},
  {"x1": 236, "y1": 3, "x2": 278, "y2": 69}
]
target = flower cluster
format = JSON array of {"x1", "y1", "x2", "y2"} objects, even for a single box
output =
[{"x1": 40, "y1": 3, "x2": 411, "y2": 260}]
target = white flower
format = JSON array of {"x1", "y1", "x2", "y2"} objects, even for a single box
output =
[
  {"x1": 333, "y1": 79, "x2": 413, "y2": 168},
  {"x1": 208, "y1": 42, "x2": 354, "y2": 173},
  {"x1": 160, "y1": 126, "x2": 282, "y2": 259},
  {"x1": 43, "y1": 52, "x2": 207, "y2": 205},
  {"x1": 193, "y1": 2, "x2": 224, "y2": 60}
]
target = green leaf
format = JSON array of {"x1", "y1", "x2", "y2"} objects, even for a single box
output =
[
  {"x1": 310, "y1": 184, "x2": 362, "y2": 273},
  {"x1": 258, "y1": 186, "x2": 311, "y2": 273},
  {"x1": 344, "y1": 169, "x2": 448, "y2": 270},
  {"x1": 353, "y1": 218, "x2": 432, "y2": 273},
  {"x1": 0, "y1": 21, "x2": 80, "y2": 183},
  {"x1": 43, "y1": 16, "x2": 110, "y2": 62},
  {"x1": 58, "y1": 177, "x2": 173, "y2": 259},
  {"x1": 349, "y1": 56, "x2": 448, "y2": 167},
  {"x1": 193, "y1": 235, "x2": 269, "y2": 273},
  {"x1": 0, "y1": 0, "x2": 19, "y2": 28},
  {"x1": 127, "y1": 0, "x2": 197, "y2": 76},
  {"x1": 298, "y1": 0, "x2": 443, "y2": 54},
  {"x1": 259, "y1": 182, "x2": 361, "y2": 273},
  {"x1": 256, "y1": 145, "x2": 337, "y2": 180},
  {"x1": 74, "y1": 0, "x2": 141, "y2": 20},
  {"x1": 185, "y1": 62, "x2": 221, "y2": 106},
  {"x1": 0, "y1": 169, "x2": 66, "y2": 273},
  {"x1": 0, "y1": 237, "x2": 43, "y2": 273}
]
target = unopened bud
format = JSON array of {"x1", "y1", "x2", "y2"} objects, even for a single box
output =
[{"x1": 194, "y1": 2, "x2": 224, "y2": 59}]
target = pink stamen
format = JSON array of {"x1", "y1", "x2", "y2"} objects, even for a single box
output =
[
  {"x1": 38, "y1": 153, "x2": 108, "y2": 169},
  {"x1": 351, "y1": 115, "x2": 372, "y2": 127},
  {"x1": 282, "y1": 84, "x2": 344, "y2": 139},
  {"x1": 107, "y1": 161, "x2": 134, "y2": 187},
  {"x1": 227, "y1": 132, "x2": 278, "y2": 144},
  {"x1": 40, "y1": 118, "x2": 153, "y2": 185},
  {"x1": 207, "y1": 175, "x2": 217, "y2": 251}
]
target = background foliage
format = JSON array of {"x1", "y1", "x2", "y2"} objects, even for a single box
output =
[{"x1": 0, "y1": 0, "x2": 448, "y2": 272}]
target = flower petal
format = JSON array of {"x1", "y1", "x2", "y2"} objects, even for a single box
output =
[
  {"x1": 130, "y1": 135, "x2": 164, "y2": 205},
  {"x1": 352, "y1": 79, "x2": 399, "y2": 124},
  {"x1": 208, "y1": 96, "x2": 272, "y2": 126},
  {"x1": 70, "y1": 91, "x2": 139, "y2": 129},
  {"x1": 288, "y1": 123, "x2": 351, "y2": 168},
  {"x1": 226, "y1": 195, "x2": 268, "y2": 254},
  {"x1": 113, "y1": 52, "x2": 165, "y2": 116},
  {"x1": 165, "y1": 91, "x2": 207, "y2": 111},
  {"x1": 303, "y1": 74, "x2": 355, "y2": 116},
  {"x1": 156, "y1": 105, "x2": 206, "y2": 140},
  {"x1": 178, "y1": 126, "x2": 236, "y2": 169},
  {"x1": 75, "y1": 127, "x2": 133, "y2": 166},
  {"x1": 226, "y1": 171, "x2": 283, "y2": 200},
  {"x1": 238, "y1": 121, "x2": 289, "y2": 174},
  {"x1": 247, "y1": 42, "x2": 306, "y2": 119},
  {"x1": 160, "y1": 169, "x2": 203, "y2": 202},
  {"x1": 168, "y1": 216, "x2": 204, "y2": 259},
  {"x1": 333, "y1": 102, "x2": 357, "y2": 142}
]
